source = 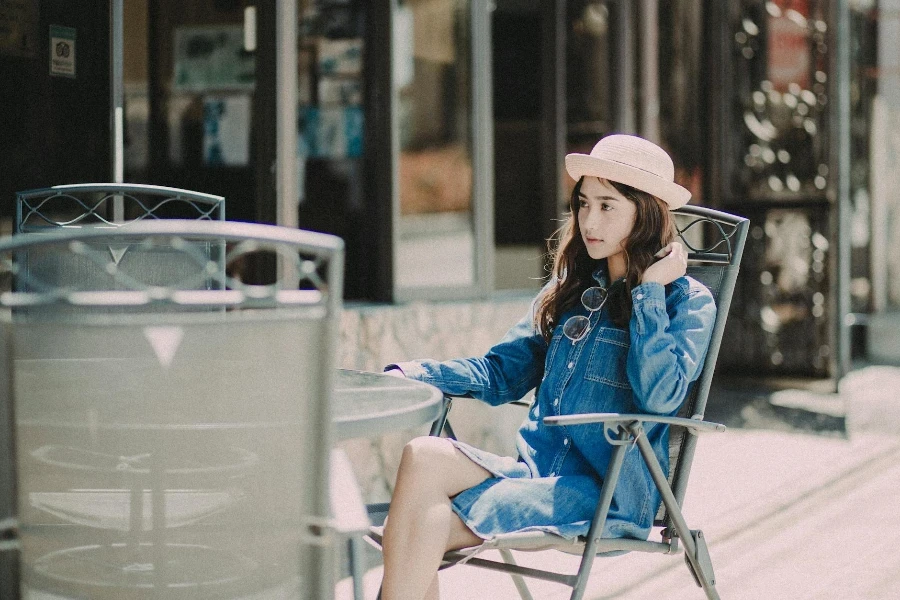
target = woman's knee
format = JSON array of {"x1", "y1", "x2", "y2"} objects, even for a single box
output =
[
  {"x1": 398, "y1": 436, "x2": 491, "y2": 495},
  {"x1": 399, "y1": 436, "x2": 455, "y2": 475}
]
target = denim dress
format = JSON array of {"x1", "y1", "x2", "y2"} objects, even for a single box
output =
[{"x1": 390, "y1": 266, "x2": 716, "y2": 542}]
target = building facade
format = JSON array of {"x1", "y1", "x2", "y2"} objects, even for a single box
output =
[{"x1": 2, "y1": 0, "x2": 898, "y2": 382}]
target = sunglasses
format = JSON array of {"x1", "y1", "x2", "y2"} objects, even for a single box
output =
[{"x1": 562, "y1": 286, "x2": 610, "y2": 342}]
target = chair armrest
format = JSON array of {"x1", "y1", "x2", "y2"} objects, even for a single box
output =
[{"x1": 543, "y1": 413, "x2": 726, "y2": 434}]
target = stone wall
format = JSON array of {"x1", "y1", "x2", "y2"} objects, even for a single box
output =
[{"x1": 337, "y1": 294, "x2": 536, "y2": 503}]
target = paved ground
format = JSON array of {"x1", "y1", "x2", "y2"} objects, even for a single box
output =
[{"x1": 336, "y1": 364, "x2": 900, "y2": 600}]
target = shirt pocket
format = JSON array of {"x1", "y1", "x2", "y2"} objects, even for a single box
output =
[{"x1": 584, "y1": 327, "x2": 631, "y2": 389}]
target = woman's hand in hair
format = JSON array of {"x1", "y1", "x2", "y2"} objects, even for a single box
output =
[{"x1": 641, "y1": 242, "x2": 688, "y2": 286}]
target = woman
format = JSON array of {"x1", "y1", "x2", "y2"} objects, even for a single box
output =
[{"x1": 381, "y1": 134, "x2": 717, "y2": 600}]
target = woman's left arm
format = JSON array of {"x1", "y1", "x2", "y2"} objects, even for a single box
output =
[{"x1": 625, "y1": 280, "x2": 717, "y2": 415}]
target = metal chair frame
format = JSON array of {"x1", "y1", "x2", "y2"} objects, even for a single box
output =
[
  {"x1": 367, "y1": 205, "x2": 748, "y2": 600},
  {"x1": 0, "y1": 220, "x2": 346, "y2": 600},
  {"x1": 15, "y1": 183, "x2": 225, "y2": 233}
]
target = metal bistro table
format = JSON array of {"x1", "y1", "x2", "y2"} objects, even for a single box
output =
[
  {"x1": 332, "y1": 369, "x2": 444, "y2": 441},
  {"x1": 329, "y1": 369, "x2": 444, "y2": 600}
]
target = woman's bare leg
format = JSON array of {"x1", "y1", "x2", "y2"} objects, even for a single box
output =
[{"x1": 381, "y1": 436, "x2": 491, "y2": 600}]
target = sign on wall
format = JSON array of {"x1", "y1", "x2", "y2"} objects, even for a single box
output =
[{"x1": 49, "y1": 25, "x2": 75, "y2": 78}]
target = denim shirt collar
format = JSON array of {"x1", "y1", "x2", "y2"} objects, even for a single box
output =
[{"x1": 590, "y1": 262, "x2": 609, "y2": 287}]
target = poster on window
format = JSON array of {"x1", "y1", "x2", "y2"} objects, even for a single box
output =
[
  {"x1": 173, "y1": 26, "x2": 254, "y2": 91},
  {"x1": 300, "y1": 105, "x2": 363, "y2": 159},
  {"x1": 203, "y1": 95, "x2": 251, "y2": 166}
]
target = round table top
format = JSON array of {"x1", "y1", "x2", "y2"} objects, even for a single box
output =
[{"x1": 332, "y1": 369, "x2": 445, "y2": 440}]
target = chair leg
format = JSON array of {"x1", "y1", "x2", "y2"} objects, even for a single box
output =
[
  {"x1": 348, "y1": 537, "x2": 366, "y2": 600},
  {"x1": 569, "y1": 432, "x2": 630, "y2": 600},
  {"x1": 630, "y1": 427, "x2": 720, "y2": 600},
  {"x1": 499, "y1": 549, "x2": 535, "y2": 600}
]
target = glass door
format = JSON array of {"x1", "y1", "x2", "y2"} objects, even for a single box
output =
[{"x1": 393, "y1": 0, "x2": 492, "y2": 299}]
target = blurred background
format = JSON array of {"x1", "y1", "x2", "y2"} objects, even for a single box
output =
[{"x1": 1, "y1": 0, "x2": 898, "y2": 401}]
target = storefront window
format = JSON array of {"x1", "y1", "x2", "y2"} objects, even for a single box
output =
[{"x1": 394, "y1": 0, "x2": 477, "y2": 293}]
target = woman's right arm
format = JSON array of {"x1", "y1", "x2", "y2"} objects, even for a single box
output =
[{"x1": 387, "y1": 298, "x2": 549, "y2": 406}]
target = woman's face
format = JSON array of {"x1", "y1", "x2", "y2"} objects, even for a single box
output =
[{"x1": 577, "y1": 177, "x2": 637, "y2": 262}]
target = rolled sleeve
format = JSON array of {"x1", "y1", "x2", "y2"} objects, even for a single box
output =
[{"x1": 630, "y1": 282, "x2": 667, "y2": 335}]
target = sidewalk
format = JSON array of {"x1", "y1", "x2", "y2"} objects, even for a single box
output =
[{"x1": 337, "y1": 365, "x2": 900, "y2": 600}]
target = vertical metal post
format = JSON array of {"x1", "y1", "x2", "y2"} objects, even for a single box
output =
[
  {"x1": 386, "y1": 0, "x2": 401, "y2": 302},
  {"x1": 365, "y1": 0, "x2": 395, "y2": 302},
  {"x1": 276, "y1": 0, "x2": 299, "y2": 289},
  {"x1": 832, "y1": 0, "x2": 851, "y2": 382},
  {"x1": 540, "y1": 0, "x2": 567, "y2": 236},
  {"x1": 0, "y1": 320, "x2": 20, "y2": 599},
  {"x1": 612, "y1": 0, "x2": 635, "y2": 133},
  {"x1": 110, "y1": 0, "x2": 125, "y2": 222},
  {"x1": 639, "y1": 0, "x2": 660, "y2": 142},
  {"x1": 472, "y1": 0, "x2": 495, "y2": 296},
  {"x1": 705, "y1": 0, "x2": 731, "y2": 205},
  {"x1": 276, "y1": 0, "x2": 298, "y2": 231}
]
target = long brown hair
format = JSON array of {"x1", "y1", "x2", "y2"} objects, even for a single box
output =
[{"x1": 535, "y1": 177, "x2": 676, "y2": 339}]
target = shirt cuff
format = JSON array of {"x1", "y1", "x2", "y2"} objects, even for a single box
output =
[
  {"x1": 383, "y1": 361, "x2": 426, "y2": 380},
  {"x1": 631, "y1": 281, "x2": 666, "y2": 309},
  {"x1": 631, "y1": 282, "x2": 666, "y2": 335}
]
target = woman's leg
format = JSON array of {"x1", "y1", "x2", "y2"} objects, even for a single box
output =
[{"x1": 381, "y1": 436, "x2": 491, "y2": 600}]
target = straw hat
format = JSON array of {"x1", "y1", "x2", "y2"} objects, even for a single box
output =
[{"x1": 565, "y1": 134, "x2": 691, "y2": 210}]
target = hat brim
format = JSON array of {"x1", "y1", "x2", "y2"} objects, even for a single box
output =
[{"x1": 565, "y1": 153, "x2": 691, "y2": 210}]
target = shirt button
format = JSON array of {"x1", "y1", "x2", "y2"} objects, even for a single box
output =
[
  {"x1": 567, "y1": 361, "x2": 574, "y2": 369},
  {"x1": 548, "y1": 471, "x2": 555, "y2": 477},
  {"x1": 564, "y1": 438, "x2": 570, "y2": 446},
  {"x1": 636, "y1": 293, "x2": 644, "y2": 300},
  {"x1": 553, "y1": 398, "x2": 559, "y2": 407}
]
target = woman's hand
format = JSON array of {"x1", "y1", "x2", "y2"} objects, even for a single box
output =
[{"x1": 641, "y1": 242, "x2": 687, "y2": 286}]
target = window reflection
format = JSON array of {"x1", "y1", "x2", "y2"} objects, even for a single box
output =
[{"x1": 395, "y1": 0, "x2": 475, "y2": 290}]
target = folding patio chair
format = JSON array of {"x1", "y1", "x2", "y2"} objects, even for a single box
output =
[
  {"x1": 367, "y1": 205, "x2": 748, "y2": 600},
  {"x1": 15, "y1": 183, "x2": 225, "y2": 233},
  {"x1": 13, "y1": 184, "x2": 227, "y2": 303},
  {"x1": 0, "y1": 220, "x2": 352, "y2": 600}
]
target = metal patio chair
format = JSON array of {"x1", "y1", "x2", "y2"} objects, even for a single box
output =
[
  {"x1": 14, "y1": 184, "x2": 226, "y2": 301},
  {"x1": 15, "y1": 183, "x2": 225, "y2": 233},
  {"x1": 366, "y1": 205, "x2": 748, "y2": 600},
  {"x1": 0, "y1": 220, "x2": 354, "y2": 600}
]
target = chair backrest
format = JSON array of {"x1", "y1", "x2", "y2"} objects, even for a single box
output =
[
  {"x1": 654, "y1": 206, "x2": 749, "y2": 530},
  {"x1": 15, "y1": 183, "x2": 225, "y2": 233},
  {"x1": 0, "y1": 221, "x2": 344, "y2": 599},
  {"x1": 14, "y1": 184, "x2": 227, "y2": 303}
]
